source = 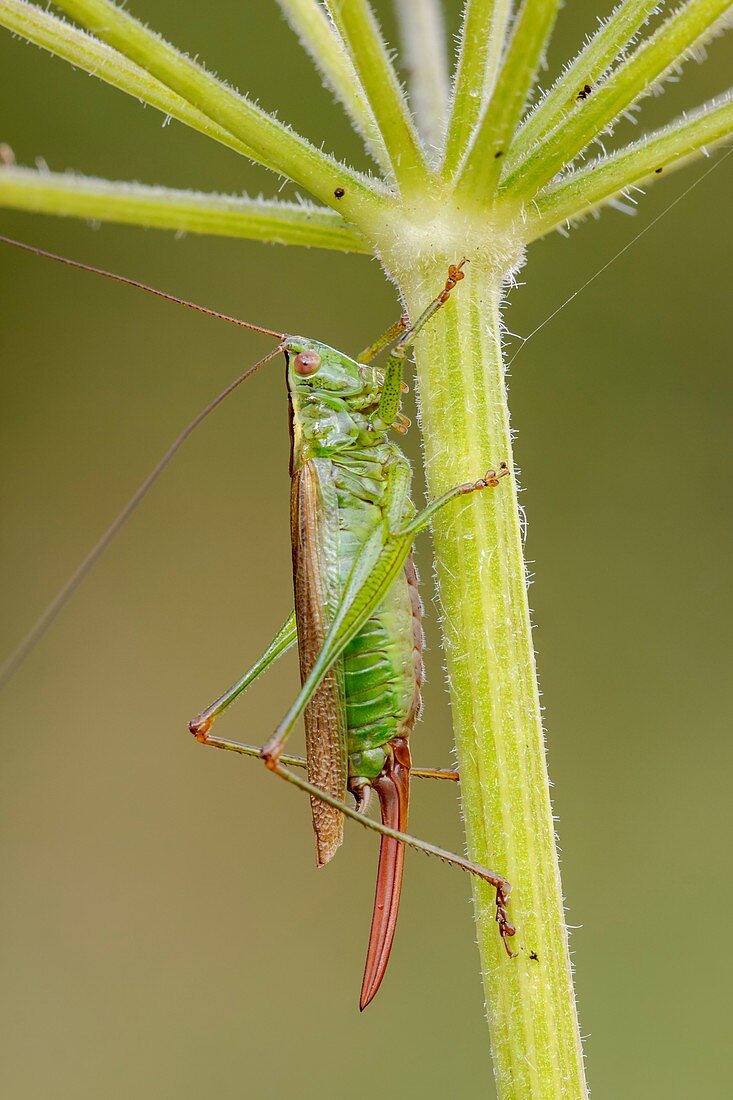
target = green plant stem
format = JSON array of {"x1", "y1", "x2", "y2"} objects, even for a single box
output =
[
  {"x1": 506, "y1": 0, "x2": 663, "y2": 171},
  {"x1": 0, "y1": 166, "x2": 367, "y2": 252},
  {"x1": 527, "y1": 94, "x2": 733, "y2": 236},
  {"x1": 394, "y1": 256, "x2": 587, "y2": 1099},
  {"x1": 503, "y1": 0, "x2": 733, "y2": 201},
  {"x1": 442, "y1": 0, "x2": 513, "y2": 178},
  {"x1": 2, "y1": 0, "x2": 728, "y2": 1090},
  {"x1": 457, "y1": 0, "x2": 562, "y2": 200},
  {"x1": 0, "y1": 0, "x2": 271, "y2": 164},
  {"x1": 325, "y1": 0, "x2": 429, "y2": 192},
  {"x1": 275, "y1": 0, "x2": 390, "y2": 173},
  {"x1": 394, "y1": 0, "x2": 450, "y2": 153},
  {"x1": 52, "y1": 0, "x2": 384, "y2": 223}
]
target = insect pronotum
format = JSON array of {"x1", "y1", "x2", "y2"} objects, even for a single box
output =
[{"x1": 0, "y1": 237, "x2": 515, "y2": 1009}]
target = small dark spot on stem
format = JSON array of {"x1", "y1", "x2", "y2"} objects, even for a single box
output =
[
  {"x1": 494, "y1": 149, "x2": 504, "y2": 159},
  {"x1": 529, "y1": 951, "x2": 539, "y2": 961},
  {"x1": 334, "y1": 187, "x2": 345, "y2": 199},
  {"x1": 655, "y1": 167, "x2": 663, "y2": 174},
  {"x1": 576, "y1": 84, "x2": 592, "y2": 101}
]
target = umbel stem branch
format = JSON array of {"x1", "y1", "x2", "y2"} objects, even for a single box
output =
[
  {"x1": 51, "y1": 0, "x2": 385, "y2": 222},
  {"x1": 502, "y1": 0, "x2": 733, "y2": 199},
  {"x1": 529, "y1": 92, "x2": 733, "y2": 234},
  {"x1": 0, "y1": 167, "x2": 367, "y2": 253}
]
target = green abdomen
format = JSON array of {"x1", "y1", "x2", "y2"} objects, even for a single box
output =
[
  {"x1": 344, "y1": 558, "x2": 422, "y2": 782},
  {"x1": 329, "y1": 450, "x2": 423, "y2": 786}
]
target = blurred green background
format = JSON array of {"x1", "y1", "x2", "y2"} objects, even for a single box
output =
[{"x1": 1, "y1": 4, "x2": 731, "y2": 1097}]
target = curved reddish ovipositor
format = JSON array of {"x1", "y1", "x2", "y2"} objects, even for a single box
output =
[{"x1": 359, "y1": 739, "x2": 411, "y2": 1011}]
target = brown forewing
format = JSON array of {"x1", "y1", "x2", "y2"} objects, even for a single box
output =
[{"x1": 290, "y1": 459, "x2": 348, "y2": 867}]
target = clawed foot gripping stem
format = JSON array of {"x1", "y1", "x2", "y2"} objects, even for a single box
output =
[{"x1": 188, "y1": 718, "x2": 515, "y2": 957}]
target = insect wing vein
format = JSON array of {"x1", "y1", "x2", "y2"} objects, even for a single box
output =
[{"x1": 291, "y1": 459, "x2": 348, "y2": 866}]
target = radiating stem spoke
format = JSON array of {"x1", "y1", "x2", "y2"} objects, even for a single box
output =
[
  {"x1": 50, "y1": 0, "x2": 385, "y2": 222},
  {"x1": 325, "y1": 0, "x2": 429, "y2": 192},
  {"x1": 276, "y1": 0, "x2": 391, "y2": 172},
  {"x1": 0, "y1": 0, "x2": 266, "y2": 164},
  {"x1": 456, "y1": 0, "x2": 562, "y2": 201},
  {"x1": 0, "y1": 166, "x2": 368, "y2": 252},
  {"x1": 503, "y1": 0, "x2": 733, "y2": 201},
  {"x1": 527, "y1": 94, "x2": 733, "y2": 237},
  {"x1": 395, "y1": 0, "x2": 450, "y2": 156},
  {"x1": 506, "y1": 0, "x2": 663, "y2": 171},
  {"x1": 442, "y1": 0, "x2": 513, "y2": 178}
]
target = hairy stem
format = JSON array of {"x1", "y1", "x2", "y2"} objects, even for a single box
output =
[
  {"x1": 276, "y1": 0, "x2": 391, "y2": 172},
  {"x1": 527, "y1": 93, "x2": 733, "y2": 235},
  {"x1": 457, "y1": 0, "x2": 562, "y2": 200},
  {"x1": 0, "y1": 166, "x2": 367, "y2": 252},
  {"x1": 325, "y1": 0, "x2": 429, "y2": 191},
  {"x1": 503, "y1": 0, "x2": 733, "y2": 200},
  {"x1": 3, "y1": 0, "x2": 728, "y2": 1090},
  {"x1": 52, "y1": 0, "x2": 384, "y2": 222},
  {"x1": 506, "y1": 0, "x2": 663, "y2": 171},
  {"x1": 395, "y1": 256, "x2": 587, "y2": 1099},
  {"x1": 395, "y1": 0, "x2": 450, "y2": 154},
  {"x1": 442, "y1": 0, "x2": 513, "y2": 177}
]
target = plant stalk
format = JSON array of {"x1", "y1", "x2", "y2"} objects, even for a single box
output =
[
  {"x1": 394, "y1": 0, "x2": 450, "y2": 153},
  {"x1": 502, "y1": 0, "x2": 733, "y2": 200},
  {"x1": 527, "y1": 93, "x2": 733, "y2": 236},
  {"x1": 52, "y1": 0, "x2": 384, "y2": 223},
  {"x1": 506, "y1": 0, "x2": 663, "y2": 171},
  {"x1": 0, "y1": 166, "x2": 367, "y2": 253},
  {"x1": 396, "y1": 256, "x2": 587, "y2": 1099},
  {"x1": 275, "y1": 0, "x2": 390, "y2": 173},
  {"x1": 442, "y1": 0, "x2": 513, "y2": 179}
]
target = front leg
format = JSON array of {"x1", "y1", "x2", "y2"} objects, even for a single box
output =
[{"x1": 397, "y1": 462, "x2": 510, "y2": 538}]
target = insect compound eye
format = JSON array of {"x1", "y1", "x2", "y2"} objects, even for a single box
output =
[{"x1": 294, "y1": 350, "x2": 322, "y2": 376}]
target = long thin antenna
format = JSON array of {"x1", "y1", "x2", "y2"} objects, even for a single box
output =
[
  {"x1": 507, "y1": 148, "x2": 732, "y2": 368},
  {"x1": 0, "y1": 344, "x2": 284, "y2": 689},
  {"x1": 0, "y1": 235, "x2": 286, "y2": 339}
]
